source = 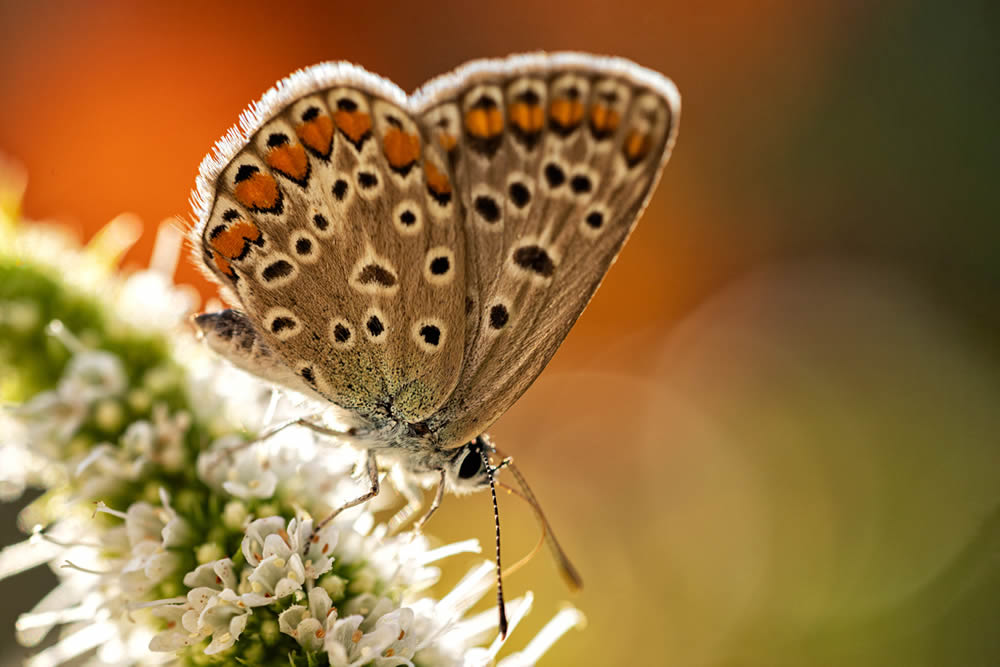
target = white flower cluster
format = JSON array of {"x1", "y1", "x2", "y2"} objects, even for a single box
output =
[{"x1": 1, "y1": 218, "x2": 584, "y2": 665}]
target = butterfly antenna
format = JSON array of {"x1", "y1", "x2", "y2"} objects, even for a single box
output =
[
  {"x1": 496, "y1": 480, "x2": 547, "y2": 577},
  {"x1": 504, "y1": 459, "x2": 584, "y2": 591},
  {"x1": 480, "y1": 447, "x2": 509, "y2": 639}
]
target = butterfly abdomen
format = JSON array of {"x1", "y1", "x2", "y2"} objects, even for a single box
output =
[{"x1": 193, "y1": 310, "x2": 312, "y2": 392}]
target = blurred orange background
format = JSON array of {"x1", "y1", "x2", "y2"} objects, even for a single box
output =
[{"x1": 1, "y1": 0, "x2": 998, "y2": 665}]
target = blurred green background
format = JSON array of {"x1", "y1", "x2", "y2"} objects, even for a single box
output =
[{"x1": 1, "y1": 0, "x2": 997, "y2": 664}]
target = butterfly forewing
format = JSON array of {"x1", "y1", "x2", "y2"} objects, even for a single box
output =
[
  {"x1": 412, "y1": 55, "x2": 680, "y2": 447},
  {"x1": 196, "y1": 71, "x2": 467, "y2": 423}
]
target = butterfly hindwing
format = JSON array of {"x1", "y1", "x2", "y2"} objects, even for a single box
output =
[
  {"x1": 195, "y1": 67, "x2": 467, "y2": 423},
  {"x1": 412, "y1": 54, "x2": 680, "y2": 447}
]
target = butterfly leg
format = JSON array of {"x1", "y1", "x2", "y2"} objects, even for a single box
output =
[
  {"x1": 412, "y1": 470, "x2": 446, "y2": 534},
  {"x1": 312, "y1": 450, "x2": 380, "y2": 535},
  {"x1": 207, "y1": 414, "x2": 345, "y2": 466},
  {"x1": 388, "y1": 469, "x2": 446, "y2": 535}
]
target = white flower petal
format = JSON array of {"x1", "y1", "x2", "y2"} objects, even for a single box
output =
[
  {"x1": 278, "y1": 605, "x2": 308, "y2": 636},
  {"x1": 241, "y1": 516, "x2": 286, "y2": 566},
  {"x1": 296, "y1": 617, "x2": 325, "y2": 651},
  {"x1": 308, "y1": 586, "x2": 333, "y2": 620}
]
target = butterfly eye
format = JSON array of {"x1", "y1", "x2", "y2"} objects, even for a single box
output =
[{"x1": 458, "y1": 447, "x2": 484, "y2": 480}]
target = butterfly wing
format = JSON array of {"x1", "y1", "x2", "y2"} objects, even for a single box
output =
[
  {"x1": 192, "y1": 65, "x2": 468, "y2": 424},
  {"x1": 412, "y1": 53, "x2": 680, "y2": 447}
]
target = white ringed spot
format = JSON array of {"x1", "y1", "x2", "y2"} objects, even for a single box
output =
[
  {"x1": 392, "y1": 200, "x2": 423, "y2": 236},
  {"x1": 580, "y1": 202, "x2": 611, "y2": 239},
  {"x1": 484, "y1": 296, "x2": 513, "y2": 336},
  {"x1": 353, "y1": 163, "x2": 384, "y2": 200},
  {"x1": 264, "y1": 307, "x2": 302, "y2": 340},
  {"x1": 256, "y1": 253, "x2": 298, "y2": 288},
  {"x1": 329, "y1": 317, "x2": 355, "y2": 349},
  {"x1": 411, "y1": 317, "x2": 446, "y2": 354},
  {"x1": 349, "y1": 249, "x2": 399, "y2": 296},
  {"x1": 508, "y1": 238, "x2": 558, "y2": 286},
  {"x1": 363, "y1": 307, "x2": 389, "y2": 343},
  {"x1": 289, "y1": 230, "x2": 320, "y2": 263},
  {"x1": 471, "y1": 184, "x2": 503, "y2": 231},
  {"x1": 423, "y1": 246, "x2": 456, "y2": 286}
]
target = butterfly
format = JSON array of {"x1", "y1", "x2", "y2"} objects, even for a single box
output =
[{"x1": 189, "y1": 51, "x2": 679, "y2": 635}]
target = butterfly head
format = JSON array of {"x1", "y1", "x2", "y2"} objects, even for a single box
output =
[{"x1": 446, "y1": 434, "x2": 501, "y2": 493}]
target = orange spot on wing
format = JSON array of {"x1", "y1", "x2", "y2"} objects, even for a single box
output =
[
  {"x1": 624, "y1": 130, "x2": 652, "y2": 165},
  {"x1": 464, "y1": 108, "x2": 504, "y2": 138},
  {"x1": 266, "y1": 144, "x2": 309, "y2": 182},
  {"x1": 333, "y1": 110, "x2": 372, "y2": 146},
  {"x1": 487, "y1": 108, "x2": 503, "y2": 134},
  {"x1": 438, "y1": 132, "x2": 457, "y2": 152},
  {"x1": 550, "y1": 98, "x2": 584, "y2": 128},
  {"x1": 213, "y1": 254, "x2": 234, "y2": 278},
  {"x1": 425, "y1": 161, "x2": 451, "y2": 195},
  {"x1": 234, "y1": 172, "x2": 280, "y2": 210},
  {"x1": 383, "y1": 127, "x2": 421, "y2": 169},
  {"x1": 464, "y1": 108, "x2": 488, "y2": 137},
  {"x1": 509, "y1": 102, "x2": 544, "y2": 132},
  {"x1": 590, "y1": 104, "x2": 621, "y2": 134},
  {"x1": 210, "y1": 219, "x2": 261, "y2": 259},
  {"x1": 296, "y1": 116, "x2": 334, "y2": 157}
]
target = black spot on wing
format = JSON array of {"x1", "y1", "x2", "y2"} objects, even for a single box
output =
[
  {"x1": 489, "y1": 304, "x2": 509, "y2": 329},
  {"x1": 544, "y1": 163, "x2": 566, "y2": 188},
  {"x1": 262, "y1": 260, "x2": 294, "y2": 282},
  {"x1": 366, "y1": 315, "x2": 385, "y2": 337},
  {"x1": 270, "y1": 316, "x2": 297, "y2": 333},
  {"x1": 267, "y1": 133, "x2": 289, "y2": 147},
  {"x1": 333, "y1": 323, "x2": 351, "y2": 343},
  {"x1": 513, "y1": 245, "x2": 555, "y2": 277},
  {"x1": 474, "y1": 195, "x2": 501, "y2": 223},
  {"x1": 508, "y1": 182, "x2": 531, "y2": 208},
  {"x1": 332, "y1": 179, "x2": 349, "y2": 201},
  {"x1": 430, "y1": 256, "x2": 450, "y2": 275},
  {"x1": 234, "y1": 164, "x2": 259, "y2": 183},
  {"x1": 570, "y1": 174, "x2": 593, "y2": 194},
  {"x1": 357, "y1": 264, "x2": 397, "y2": 287},
  {"x1": 420, "y1": 324, "x2": 441, "y2": 346}
]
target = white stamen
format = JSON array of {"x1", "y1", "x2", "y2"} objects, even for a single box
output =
[
  {"x1": 503, "y1": 606, "x2": 585, "y2": 666},
  {"x1": 60, "y1": 560, "x2": 113, "y2": 575},
  {"x1": 44, "y1": 320, "x2": 85, "y2": 355},
  {"x1": 0, "y1": 537, "x2": 63, "y2": 582},
  {"x1": 93, "y1": 501, "x2": 127, "y2": 520},
  {"x1": 437, "y1": 562, "x2": 494, "y2": 618},
  {"x1": 32, "y1": 531, "x2": 101, "y2": 549},
  {"x1": 126, "y1": 596, "x2": 188, "y2": 611},
  {"x1": 414, "y1": 538, "x2": 482, "y2": 565}
]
